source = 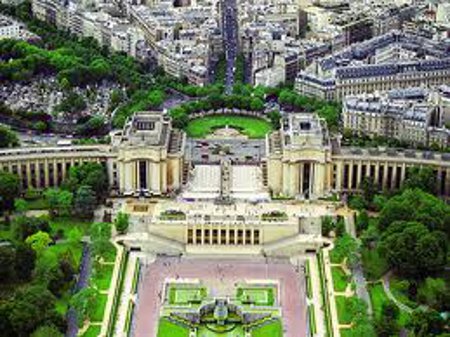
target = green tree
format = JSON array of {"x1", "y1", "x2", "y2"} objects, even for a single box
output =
[
  {"x1": 356, "y1": 209, "x2": 369, "y2": 233},
  {"x1": 12, "y1": 215, "x2": 50, "y2": 241},
  {"x1": 9, "y1": 285, "x2": 58, "y2": 337},
  {"x1": 114, "y1": 212, "x2": 129, "y2": 234},
  {"x1": 321, "y1": 215, "x2": 334, "y2": 236},
  {"x1": 375, "y1": 301, "x2": 399, "y2": 337},
  {"x1": 0, "y1": 171, "x2": 20, "y2": 212},
  {"x1": 89, "y1": 222, "x2": 112, "y2": 260},
  {"x1": 402, "y1": 166, "x2": 436, "y2": 194},
  {"x1": 378, "y1": 189, "x2": 450, "y2": 234},
  {"x1": 417, "y1": 277, "x2": 448, "y2": 310},
  {"x1": 31, "y1": 325, "x2": 63, "y2": 337},
  {"x1": 0, "y1": 125, "x2": 19, "y2": 148},
  {"x1": 360, "y1": 177, "x2": 376, "y2": 205},
  {"x1": 70, "y1": 287, "x2": 98, "y2": 327},
  {"x1": 0, "y1": 246, "x2": 16, "y2": 282},
  {"x1": 407, "y1": 310, "x2": 446, "y2": 337},
  {"x1": 25, "y1": 231, "x2": 52, "y2": 256},
  {"x1": 14, "y1": 243, "x2": 36, "y2": 281},
  {"x1": 379, "y1": 222, "x2": 447, "y2": 278},
  {"x1": 250, "y1": 97, "x2": 264, "y2": 111},
  {"x1": 74, "y1": 185, "x2": 96, "y2": 218},
  {"x1": 267, "y1": 110, "x2": 281, "y2": 129},
  {"x1": 14, "y1": 198, "x2": 28, "y2": 214}
]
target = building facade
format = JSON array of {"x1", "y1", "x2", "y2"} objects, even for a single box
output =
[{"x1": 1, "y1": 111, "x2": 450, "y2": 201}]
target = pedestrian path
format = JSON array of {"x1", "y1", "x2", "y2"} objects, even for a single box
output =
[
  {"x1": 112, "y1": 252, "x2": 139, "y2": 337},
  {"x1": 307, "y1": 255, "x2": 326, "y2": 337}
]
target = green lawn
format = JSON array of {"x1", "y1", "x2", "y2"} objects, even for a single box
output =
[
  {"x1": 90, "y1": 294, "x2": 108, "y2": 322},
  {"x1": 91, "y1": 263, "x2": 114, "y2": 291},
  {"x1": 361, "y1": 248, "x2": 389, "y2": 280},
  {"x1": 168, "y1": 286, "x2": 207, "y2": 305},
  {"x1": 157, "y1": 318, "x2": 190, "y2": 337},
  {"x1": 48, "y1": 242, "x2": 83, "y2": 268},
  {"x1": 390, "y1": 277, "x2": 418, "y2": 309},
  {"x1": 368, "y1": 282, "x2": 387, "y2": 318},
  {"x1": 237, "y1": 287, "x2": 275, "y2": 306},
  {"x1": 251, "y1": 320, "x2": 283, "y2": 337},
  {"x1": 49, "y1": 217, "x2": 92, "y2": 237},
  {"x1": 186, "y1": 115, "x2": 272, "y2": 139},
  {"x1": 82, "y1": 325, "x2": 101, "y2": 337},
  {"x1": 368, "y1": 282, "x2": 410, "y2": 327},
  {"x1": 332, "y1": 266, "x2": 349, "y2": 292},
  {"x1": 26, "y1": 197, "x2": 48, "y2": 210},
  {"x1": 335, "y1": 296, "x2": 353, "y2": 325},
  {"x1": 103, "y1": 242, "x2": 117, "y2": 263}
]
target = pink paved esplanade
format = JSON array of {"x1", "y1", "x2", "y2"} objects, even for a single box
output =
[{"x1": 132, "y1": 257, "x2": 307, "y2": 337}]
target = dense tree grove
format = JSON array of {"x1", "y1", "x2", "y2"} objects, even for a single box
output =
[
  {"x1": 379, "y1": 222, "x2": 447, "y2": 278},
  {"x1": 0, "y1": 125, "x2": 19, "y2": 148},
  {"x1": 0, "y1": 171, "x2": 21, "y2": 212}
]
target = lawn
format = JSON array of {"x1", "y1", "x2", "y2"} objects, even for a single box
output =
[
  {"x1": 368, "y1": 282, "x2": 387, "y2": 318},
  {"x1": 390, "y1": 277, "x2": 419, "y2": 309},
  {"x1": 157, "y1": 318, "x2": 190, "y2": 337},
  {"x1": 186, "y1": 115, "x2": 272, "y2": 139},
  {"x1": 82, "y1": 325, "x2": 101, "y2": 337},
  {"x1": 102, "y1": 242, "x2": 117, "y2": 263},
  {"x1": 237, "y1": 287, "x2": 275, "y2": 306},
  {"x1": 251, "y1": 319, "x2": 283, "y2": 337},
  {"x1": 305, "y1": 260, "x2": 312, "y2": 299},
  {"x1": 90, "y1": 294, "x2": 108, "y2": 322},
  {"x1": 368, "y1": 282, "x2": 410, "y2": 327},
  {"x1": 335, "y1": 296, "x2": 353, "y2": 325},
  {"x1": 361, "y1": 248, "x2": 389, "y2": 280},
  {"x1": 332, "y1": 266, "x2": 349, "y2": 292},
  {"x1": 49, "y1": 217, "x2": 92, "y2": 237},
  {"x1": 91, "y1": 263, "x2": 114, "y2": 291},
  {"x1": 168, "y1": 286, "x2": 207, "y2": 305}
]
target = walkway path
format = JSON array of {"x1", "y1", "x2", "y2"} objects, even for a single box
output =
[
  {"x1": 112, "y1": 252, "x2": 140, "y2": 337},
  {"x1": 322, "y1": 245, "x2": 342, "y2": 337},
  {"x1": 307, "y1": 255, "x2": 326, "y2": 337},
  {"x1": 381, "y1": 273, "x2": 413, "y2": 314},
  {"x1": 97, "y1": 242, "x2": 123, "y2": 337}
]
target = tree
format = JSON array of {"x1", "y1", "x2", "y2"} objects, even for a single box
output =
[
  {"x1": 250, "y1": 97, "x2": 264, "y2": 111},
  {"x1": 331, "y1": 234, "x2": 359, "y2": 267},
  {"x1": 417, "y1": 277, "x2": 448, "y2": 311},
  {"x1": 356, "y1": 209, "x2": 369, "y2": 233},
  {"x1": 14, "y1": 243, "x2": 36, "y2": 281},
  {"x1": 9, "y1": 285, "x2": 58, "y2": 337},
  {"x1": 0, "y1": 125, "x2": 19, "y2": 148},
  {"x1": 44, "y1": 188, "x2": 74, "y2": 217},
  {"x1": 70, "y1": 287, "x2": 98, "y2": 327},
  {"x1": 348, "y1": 194, "x2": 367, "y2": 210},
  {"x1": 375, "y1": 301, "x2": 400, "y2": 337},
  {"x1": 378, "y1": 189, "x2": 450, "y2": 234},
  {"x1": 0, "y1": 171, "x2": 20, "y2": 212},
  {"x1": 379, "y1": 222, "x2": 447, "y2": 278},
  {"x1": 31, "y1": 325, "x2": 63, "y2": 337},
  {"x1": 267, "y1": 110, "x2": 281, "y2": 129},
  {"x1": 12, "y1": 216, "x2": 50, "y2": 241},
  {"x1": 402, "y1": 166, "x2": 436, "y2": 194},
  {"x1": 407, "y1": 310, "x2": 446, "y2": 337},
  {"x1": 66, "y1": 162, "x2": 108, "y2": 199},
  {"x1": 0, "y1": 246, "x2": 16, "y2": 282},
  {"x1": 335, "y1": 217, "x2": 346, "y2": 237},
  {"x1": 89, "y1": 222, "x2": 112, "y2": 260},
  {"x1": 14, "y1": 198, "x2": 28, "y2": 214},
  {"x1": 360, "y1": 177, "x2": 376, "y2": 205},
  {"x1": 25, "y1": 231, "x2": 52, "y2": 256},
  {"x1": 321, "y1": 215, "x2": 334, "y2": 236},
  {"x1": 114, "y1": 212, "x2": 129, "y2": 234},
  {"x1": 74, "y1": 185, "x2": 96, "y2": 218}
]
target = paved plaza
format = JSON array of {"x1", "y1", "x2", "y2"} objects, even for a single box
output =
[{"x1": 132, "y1": 257, "x2": 307, "y2": 337}]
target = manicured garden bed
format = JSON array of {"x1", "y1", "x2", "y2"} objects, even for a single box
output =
[{"x1": 331, "y1": 266, "x2": 349, "y2": 292}]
